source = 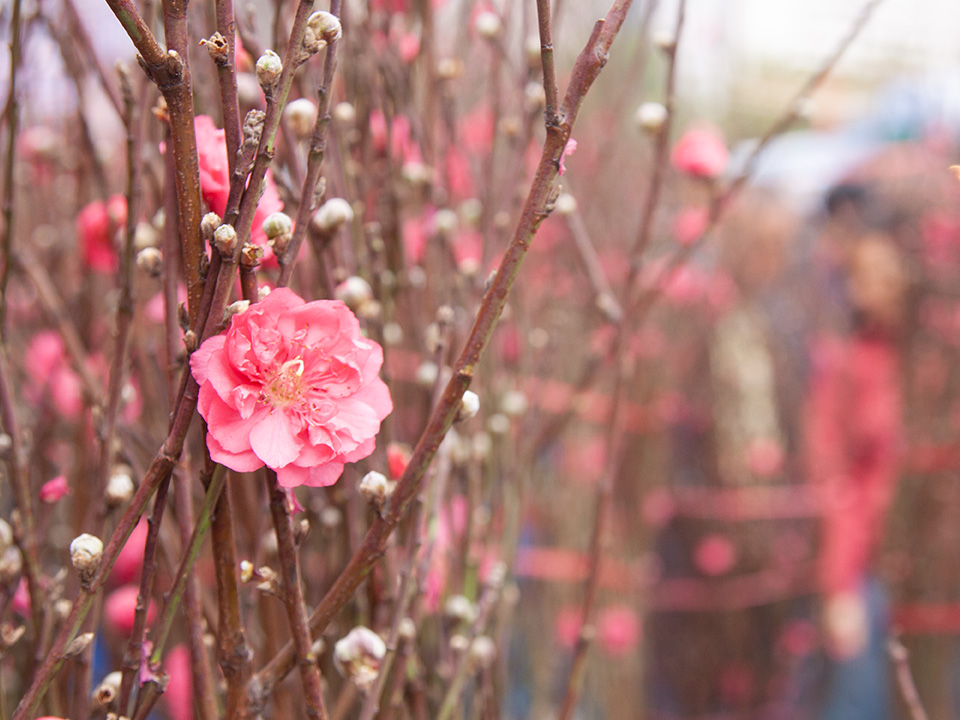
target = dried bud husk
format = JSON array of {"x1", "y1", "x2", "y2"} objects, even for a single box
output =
[
  {"x1": 94, "y1": 671, "x2": 122, "y2": 708},
  {"x1": 63, "y1": 632, "x2": 95, "y2": 659},
  {"x1": 201, "y1": 212, "x2": 222, "y2": 240},
  {"x1": 200, "y1": 32, "x2": 229, "y2": 65}
]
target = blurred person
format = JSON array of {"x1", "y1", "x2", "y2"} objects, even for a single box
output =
[
  {"x1": 646, "y1": 192, "x2": 820, "y2": 718},
  {"x1": 805, "y1": 231, "x2": 907, "y2": 720}
]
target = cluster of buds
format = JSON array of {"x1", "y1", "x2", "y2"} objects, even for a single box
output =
[{"x1": 334, "y1": 626, "x2": 386, "y2": 691}]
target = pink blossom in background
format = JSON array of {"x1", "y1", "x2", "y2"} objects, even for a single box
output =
[
  {"x1": 641, "y1": 488, "x2": 675, "y2": 528},
  {"x1": 109, "y1": 520, "x2": 148, "y2": 587},
  {"x1": 194, "y1": 115, "x2": 284, "y2": 262},
  {"x1": 105, "y1": 584, "x2": 155, "y2": 636},
  {"x1": 779, "y1": 619, "x2": 817, "y2": 657},
  {"x1": 397, "y1": 32, "x2": 421, "y2": 63},
  {"x1": 402, "y1": 212, "x2": 430, "y2": 265},
  {"x1": 671, "y1": 126, "x2": 728, "y2": 179},
  {"x1": 24, "y1": 331, "x2": 83, "y2": 419},
  {"x1": 164, "y1": 644, "x2": 194, "y2": 720},
  {"x1": 39, "y1": 475, "x2": 69, "y2": 503},
  {"x1": 694, "y1": 533, "x2": 737, "y2": 576},
  {"x1": 386, "y1": 442, "x2": 411, "y2": 479},
  {"x1": 11, "y1": 579, "x2": 30, "y2": 616},
  {"x1": 597, "y1": 605, "x2": 641, "y2": 656},
  {"x1": 191, "y1": 288, "x2": 392, "y2": 488},
  {"x1": 671, "y1": 206, "x2": 709, "y2": 246},
  {"x1": 145, "y1": 284, "x2": 188, "y2": 324},
  {"x1": 76, "y1": 194, "x2": 127, "y2": 274},
  {"x1": 444, "y1": 147, "x2": 475, "y2": 199}
]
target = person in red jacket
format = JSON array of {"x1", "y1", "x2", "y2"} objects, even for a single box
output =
[{"x1": 806, "y1": 231, "x2": 907, "y2": 719}]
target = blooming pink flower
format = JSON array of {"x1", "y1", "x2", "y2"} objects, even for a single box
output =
[
  {"x1": 76, "y1": 194, "x2": 127, "y2": 274},
  {"x1": 671, "y1": 206, "x2": 709, "y2": 246},
  {"x1": 194, "y1": 115, "x2": 284, "y2": 262},
  {"x1": 104, "y1": 584, "x2": 156, "y2": 636},
  {"x1": 39, "y1": 475, "x2": 69, "y2": 503},
  {"x1": 671, "y1": 126, "x2": 728, "y2": 179},
  {"x1": 191, "y1": 288, "x2": 392, "y2": 487},
  {"x1": 598, "y1": 605, "x2": 641, "y2": 656}
]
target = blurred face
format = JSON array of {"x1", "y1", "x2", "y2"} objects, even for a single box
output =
[{"x1": 848, "y1": 234, "x2": 905, "y2": 330}]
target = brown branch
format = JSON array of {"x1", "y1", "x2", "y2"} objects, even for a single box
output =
[
  {"x1": 0, "y1": 0, "x2": 23, "y2": 330},
  {"x1": 247, "y1": 0, "x2": 638, "y2": 706},
  {"x1": 535, "y1": 0, "x2": 559, "y2": 129},
  {"x1": 214, "y1": 0, "x2": 242, "y2": 175}
]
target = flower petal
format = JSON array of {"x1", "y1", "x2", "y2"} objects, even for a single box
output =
[{"x1": 250, "y1": 411, "x2": 304, "y2": 469}]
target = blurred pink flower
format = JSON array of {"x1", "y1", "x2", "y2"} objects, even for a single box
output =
[
  {"x1": 24, "y1": 331, "x2": 83, "y2": 418},
  {"x1": 598, "y1": 605, "x2": 641, "y2": 656},
  {"x1": 76, "y1": 194, "x2": 127, "y2": 274},
  {"x1": 397, "y1": 32, "x2": 421, "y2": 63},
  {"x1": 104, "y1": 584, "x2": 155, "y2": 636},
  {"x1": 386, "y1": 442, "x2": 411, "y2": 479},
  {"x1": 109, "y1": 520, "x2": 148, "y2": 588},
  {"x1": 671, "y1": 126, "x2": 728, "y2": 179},
  {"x1": 194, "y1": 115, "x2": 284, "y2": 263},
  {"x1": 779, "y1": 618, "x2": 817, "y2": 657},
  {"x1": 145, "y1": 284, "x2": 188, "y2": 324},
  {"x1": 39, "y1": 475, "x2": 69, "y2": 504},
  {"x1": 745, "y1": 437, "x2": 784, "y2": 478},
  {"x1": 191, "y1": 288, "x2": 392, "y2": 488},
  {"x1": 671, "y1": 206, "x2": 709, "y2": 246},
  {"x1": 555, "y1": 606, "x2": 582, "y2": 648},
  {"x1": 444, "y1": 147, "x2": 475, "y2": 199},
  {"x1": 165, "y1": 644, "x2": 194, "y2": 720},
  {"x1": 11, "y1": 578, "x2": 30, "y2": 617},
  {"x1": 694, "y1": 533, "x2": 736, "y2": 576}
]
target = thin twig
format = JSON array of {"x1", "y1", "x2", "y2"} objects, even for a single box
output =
[
  {"x1": 889, "y1": 637, "x2": 930, "y2": 720},
  {"x1": 0, "y1": 0, "x2": 23, "y2": 330}
]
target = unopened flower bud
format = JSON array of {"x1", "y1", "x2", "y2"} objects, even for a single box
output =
[
  {"x1": 54, "y1": 598, "x2": 72, "y2": 620},
  {"x1": 213, "y1": 224, "x2": 238, "y2": 256},
  {"x1": 555, "y1": 192, "x2": 577, "y2": 216},
  {"x1": 304, "y1": 11, "x2": 343, "y2": 55},
  {"x1": 94, "y1": 671, "x2": 122, "y2": 708},
  {"x1": 382, "y1": 322, "x2": 403, "y2": 346},
  {"x1": 313, "y1": 198, "x2": 354, "y2": 234},
  {"x1": 70, "y1": 534, "x2": 103, "y2": 583},
  {"x1": 469, "y1": 636, "x2": 497, "y2": 668},
  {"x1": 500, "y1": 390, "x2": 528, "y2": 417},
  {"x1": 653, "y1": 31, "x2": 676, "y2": 53},
  {"x1": 134, "y1": 221, "x2": 159, "y2": 251},
  {"x1": 255, "y1": 566, "x2": 282, "y2": 596},
  {"x1": 444, "y1": 594, "x2": 477, "y2": 624},
  {"x1": 450, "y1": 634, "x2": 470, "y2": 653},
  {"x1": 105, "y1": 466, "x2": 134, "y2": 508},
  {"x1": 456, "y1": 390, "x2": 480, "y2": 422},
  {"x1": 433, "y1": 208, "x2": 458, "y2": 236},
  {"x1": 487, "y1": 412, "x2": 511, "y2": 435},
  {"x1": 437, "y1": 57, "x2": 463, "y2": 80},
  {"x1": 223, "y1": 300, "x2": 250, "y2": 324},
  {"x1": 416, "y1": 361, "x2": 439, "y2": 388},
  {"x1": 256, "y1": 50, "x2": 283, "y2": 93},
  {"x1": 240, "y1": 242, "x2": 263, "y2": 268},
  {"x1": 0, "y1": 546, "x2": 21, "y2": 584},
  {"x1": 136, "y1": 247, "x2": 163, "y2": 278},
  {"x1": 359, "y1": 471, "x2": 390, "y2": 507},
  {"x1": 285, "y1": 98, "x2": 317, "y2": 139},
  {"x1": 475, "y1": 11, "x2": 502, "y2": 40},
  {"x1": 293, "y1": 517, "x2": 311, "y2": 545},
  {"x1": 398, "y1": 617, "x2": 416, "y2": 641},
  {"x1": 201, "y1": 212, "x2": 222, "y2": 240},
  {"x1": 262, "y1": 212, "x2": 293, "y2": 240},
  {"x1": 334, "y1": 626, "x2": 386, "y2": 690},
  {"x1": 635, "y1": 102, "x2": 668, "y2": 133},
  {"x1": 63, "y1": 632, "x2": 95, "y2": 658},
  {"x1": 334, "y1": 276, "x2": 373, "y2": 311},
  {"x1": 333, "y1": 101, "x2": 356, "y2": 126}
]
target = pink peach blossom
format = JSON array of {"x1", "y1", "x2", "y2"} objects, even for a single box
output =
[
  {"x1": 194, "y1": 115, "x2": 284, "y2": 262},
  {"x1": 109, "y1": 520, "x2": 148, "y2": 588},
  {"x1": 190, "y1": 288, "x2": 392, "y2": 487},
  {"x1": 597, "y1": 605, "x2": 641, "y2": 656},
  {"x1": 77, "y1": 194, "x2": 127, "y2": 274},
  {"x1": 104, "y1": 584, "x2": 156, "y2": 636},
  {"x1": 24, "y1": 331, "x2": 83, "y2": 419},
  {"x1": 671, "y1": 126, "x2": 728, "y2": 179},
  {"x1": 164, "y1": 644, "x2": 194, "y2": 720},
  {"x1": 39, "y1": 475, "x2": 69, "y2": 503},
  {"x1": 694, "y1": 533, "x2": 736, "y2": 576}
]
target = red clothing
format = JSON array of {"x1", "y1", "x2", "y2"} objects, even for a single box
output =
[{"x1": 806, "y1": 333, "x2": 902, "y2": 594}]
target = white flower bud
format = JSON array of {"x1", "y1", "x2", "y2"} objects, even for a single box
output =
[
  {"x1": 635, "y1": 102, "x2": 668, "y2": 134},
  {"x1": 444, "y1": 594, "x2": 477, "y2": 624},
  {"x1": 94, "y1": 670, "x2": 122, "y2": 707},
  {"x1": 359, "y1": 471, "x2": 390, "y2": 507},
  {"x1": 460, "y1": 198, "x2": 483, "y2": 226},
  {"x1": 653, "y1": 30, "x2": 676, "y2": 53},
  {"x1": 456, "y1": 390, "x2": 480, "y2": 422},
  {"x1": 285, "y1": 98, "x2": 317, "y2": 139},
  {"x1": 437, "y1": 57, "x2": 463, "y2": 80},
  {"x1": 0, "y1": 546, "x2": 21, "y2": 584},
  {"x1": 382, "y1": 322, "x2": 404, "y2": 346},
  {"x1": 475, "y1": 11, "x2": 502, "y2": 40},
  {"x1": 486, "y1": 412, "x2": 511, "y2": 435},
  {"x1": 500, "y1": 390, "x2": 528, "y2": 417},
  {"x1": 200, "y1": 212, "x2": 222, "y2": 240},
  {"x1": 70, "y1": 533, "x2": 103, "y2": 576},
  {"x1": 401, "y1": 160, "x2": 432, "y2": 186},
  {"x1": 334, "y1": 276, "x2": 373, "y2": 311},
  {"x1": 450, "y1": 634, "x2": 470, "y2": 653},
  {"x1": 105, "y1": 466, "x2": 135, "y2": 508},
  {"x1": 312, "y1": 197, "x2": 354, "y2": 234},
  {"x1": 304, "y1": 11, "x2": 343, "y2": 54},
  {"x1": 136, "y1": 247, "x2": 163, "y2": 278},
  {"x1": 333, "y1": 101, "x2": 356, "y2": 126},
  {"x1": 555, "y1": 192, "x2": 577, "y2": 216},
  {"x1": 525, "y1": 36, "x2": 543, "y2": 67},
  {"x1": 469, "y1": 636, "x2": 497, "y2": 668},
  {"x1": 213, "y1": 224, "x2": 238, "y2": 256},
  {"x1": 256, "y1": 50, "x2": 283, "y2": 93},
  {"x1": 433, "y1": 208, "x2": 458, "y2": 236},
  {"x1": 223, "y1": 300, "x2": 251, "y2": 324},
  {"x1": 261, "y1": 212, "x2": 293, "y2": 240},
  {"x1": 334, "y1": 626, "x2": 386, "y2": 690},
  {"x1": 63, "y1": 632, "x2": 94, "y2": 658},
  {"x1": 0, "y1": 434, "x2": 11, "y2": 455},
  {"x1": 415, "y1": 361, "x2": 439, "y2": 388},
  {"x1": 398, "y1": 617, "x2": 416, "y2": 641},
  {"x1": 134, "y1": 221, "x2": 159, "y2": 251}
]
